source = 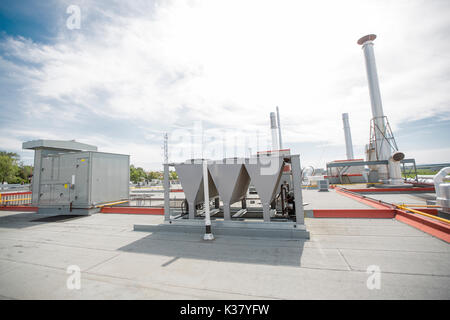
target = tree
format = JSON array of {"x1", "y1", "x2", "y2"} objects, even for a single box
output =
[
  {"x1": 148, "y1": 171, "x2": 161, "y2": 180},
  {"x1": 0, "y1": 152, "x2": 20, "y2": 184},
  {"x1": 169, "y1": 171, "x2": 178, "y2": 180},
  {"x1": 130, "y1": 165, "x2": 147, "y2": 184},
  {"x1": 18, "y1": 165, "x2": 33, "y2": 183}
]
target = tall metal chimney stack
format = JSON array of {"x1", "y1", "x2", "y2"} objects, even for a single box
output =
[
  {"x1": 276, "y1": 106, "x2": 283, "y2": 149},
  {"x1": 358, "y1": 34, "x2": 405, "y2": 185},
  {"x1": 270, "y1": 112, "x2": 279, "y2": 151},
  {"x1": 357, "y1": 34, "x2": 390, "y2": 162},
  {"x1": 342, "y1": 113, "x2": 354, "y2": 160}
]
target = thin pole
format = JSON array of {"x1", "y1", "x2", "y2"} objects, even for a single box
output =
[
  {"x1": 276, "y1": 106, "x2": 283, "y2": 149},
  {"x1": 270, "y1": 112, "x2": 279, "y2": 151},
  {"x1": 202, "y1": 159, "x2": 214, "y2": 240},
  {"x1": 163, "y1": 133, "x2": 170, "y2": 221}
]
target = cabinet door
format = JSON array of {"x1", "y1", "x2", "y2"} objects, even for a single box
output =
[
  {"x1": 39, "y1": 184, "x2": 53, "y2": 205},
  {"x1": 53, "y1": 184, "x2": 70, "y2": 204},
  {"x1": 74, "y1": 158, "x2": 89, "y2": 205},
  {"x1": 41, "y1": 157, "x2": 53, "y2": 181}
]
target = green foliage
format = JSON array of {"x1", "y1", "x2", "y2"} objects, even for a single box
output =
[
  {"x1": 169, "y1": 171, "x2": 178, "y2": 180},
  {"x1": 402, "y1": 168, "x2": 439, "y2": 179},
  {"x1": 148, "y1": 171, "x2": 162, "y2": 180},
  {"x1": 0, "y1": 151, "x2": 32, "y2": 184},
  {"x1": 130, "y1": 165, "x2": 147, "y2": 184},
  {"x1": 129, "y1": 166, "x2": 177, "y2": 183}
]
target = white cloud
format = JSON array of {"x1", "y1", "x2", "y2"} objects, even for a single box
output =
[{"x1": 0, "y1": 0, "x2": 449, "y2": 169}]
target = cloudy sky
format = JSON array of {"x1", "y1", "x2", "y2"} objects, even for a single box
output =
[{"x1": 0, "y1": 0, "x2": 449, "y2": 170}]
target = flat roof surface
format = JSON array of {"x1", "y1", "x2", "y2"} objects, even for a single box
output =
[
  {"x1": 363, "y1": 193, "x2": 436, "y2": 206},
  {"x1": 0, "y1": 211, "x2": 449, "y2": 299},
  {"x1": 302, "y1": 189, "x2": 373, "y2": 209}
]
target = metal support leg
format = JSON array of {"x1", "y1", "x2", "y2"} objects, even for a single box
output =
[
  {"x1": 163, "y1": 163, "x2": 170, "y2": 221},
  {"x1": 223, "y1": 203, "x2": 231, "y2": 220},
  {"x1": 188, "y1": 201, "x2": 195, "y2": 219},
  {"x1": 290, "y1": 155, "x2": 305, "y2": 225},
  {"x1": 214, "y1": 197, "x2": 220, "y2": 209},
  {"x1": 262, "y1": 203, "x2": 271, "y2": 222}
]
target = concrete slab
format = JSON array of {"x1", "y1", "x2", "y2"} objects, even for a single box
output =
[
  {"x1": 306, "y1": 218, "x2": 426, "y2": 237},
  {"x1": 302, "y1": 189, "x2": 373, "y2": 209},
  {"x1": 0, "y1": 210, "x2": 449, "y2": 299},
  {"x1": 363, "y1": 193, "x2": 436, "y2": 206},
  {"x1": 134, "y1": 220, "x2": 310, "y2": 240},
  {"x1": 339, "y1": 248, "x2": 450, "y2": 276},
  {"x1": 0, "y1": 260, "x2": 254, "y2": 300},
  {"x1": 0, "y1": 238, "x2": 119, "y2": 271}
]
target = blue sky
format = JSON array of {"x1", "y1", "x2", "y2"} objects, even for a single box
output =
[
  {"x1": 0, "y1": 1, "x2": 62, "y2": 44},
  {"x1": 0, "y1": 0, "x2": 449, "y2": 170}
]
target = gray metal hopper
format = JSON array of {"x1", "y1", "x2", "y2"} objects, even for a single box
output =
[
  {"x1": 174, "y1": 162, "x2": 218, "y2": 219},
  {"x1": 209, "y1": 160, "x2": 251, "y2": 220},
  {"x1": 245, "y1": 156, "x2": 284, "y2": 221}
]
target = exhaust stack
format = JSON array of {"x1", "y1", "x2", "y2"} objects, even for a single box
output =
[
  {"x1": 358, "y1": 34, "x2": 405, "y2": 185},
  {"x1": 270, "y1": 112, "x2": 279, "y2": 151},
  {"x1": 276, "y1": 106, "x2": 283, "y2": 149},
  {"x1": 342, "y1": 113, "x2": 354, "y2": 160}
]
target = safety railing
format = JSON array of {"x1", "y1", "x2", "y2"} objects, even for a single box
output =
[
  {"x1": 0, "y1": 191, "x2": 32, "y2": 206},
  {"x1": 396, "y1": 204, "x2": 449, "y2": 224}
]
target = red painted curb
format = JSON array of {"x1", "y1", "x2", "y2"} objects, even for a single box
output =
[
  {"x1": 0, "y1": 206, "x2": 37, "y2": 212},
  {"x1": 100, "y1": 207, "x2": 164, "y2": 215},
  {"x1": 313, "y1": 209, "x2": 395, "y2": 218},
  {"x1": 394, "y1": 209, "x2": 450, "y2": 243},
  {"x1": 406, "y1": 208, "x2": 439, "y2": 216}
]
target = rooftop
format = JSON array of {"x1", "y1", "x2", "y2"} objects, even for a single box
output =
[{"x1": 0, "y1": 210, "x2": 448, "y2": 299}]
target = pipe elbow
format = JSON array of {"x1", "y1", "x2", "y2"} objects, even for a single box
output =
[
  {"x1": 433, "y1": 167, "x2": 450, "y2": 185},
  {"x1": 390, "y1": 151, "x2": 405, "y2": 162}
]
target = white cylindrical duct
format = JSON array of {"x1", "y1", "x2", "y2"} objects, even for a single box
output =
[
  {"x1": 387, "y1": 151, "x2": 405, "y2": 185},
  {"x1": 270, "y1": 112, "x2": 279, "y2": 151},
  {"x1": 434, "y1": 167, "x2": 450, "y2": 199},
  {"x1": 358, "y1": 34, "x2": 391, "y2": 163},
  {"x1": 276, "y1": 106, "x2": 283, "y2": 149},
  {"x1": 342, "y1": 113, "x2": 354, "y2": 160},
  {"x1": 434, "y1": 167, "x2": 450, "y2": 214}
]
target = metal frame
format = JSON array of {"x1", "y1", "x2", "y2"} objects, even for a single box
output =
[
  {"x1": 369, "y1": 116, "x2": 398, "y2": 161},
  {"x1": 163, "y1": 154, "x2": 305, "y2": 226},
  {"x1": 400, "y1": 158, "x2": 418, "y2": 182},
  {"x1": 326, "y1": 158, "x2": 418, "y2": 183}
]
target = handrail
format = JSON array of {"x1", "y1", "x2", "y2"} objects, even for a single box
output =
[
  {"x1": 95, "y1": 200, "x2": 129, "y2": 208},
  {"x1": 0, "y1": 191, "x2": 32, "y2": 206},
  {"x1": 396, "y1": 204, "x2": 441, "y2": 208},
  {"x1": 1, "y1": 197, "x2": 32, "y2": 203},
  {"x1": 396, "y1": 205, "x2": 449, "y2": 224}
]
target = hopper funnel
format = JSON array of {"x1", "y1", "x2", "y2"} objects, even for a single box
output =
[
  {"x1": 174, "y1": 162, "x2": 218, "y2": 219},
  {"x1": 245, "y1": 156, "x2": 284, "y2": 221},
  {"x1": 209, "y1": 161, "x2": 251, "y2": 220}
]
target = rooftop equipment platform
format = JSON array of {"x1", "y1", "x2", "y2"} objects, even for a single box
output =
[{"x1": 136, "y1": 154, "x2": 309, "y2": 239}]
